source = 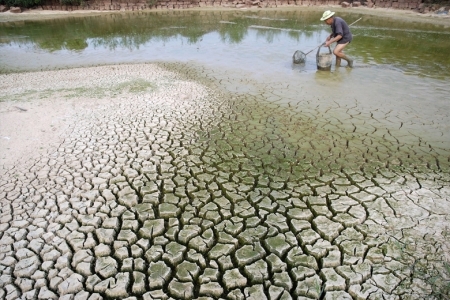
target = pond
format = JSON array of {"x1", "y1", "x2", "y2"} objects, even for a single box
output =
[
  {"x1": 1, "y1": 9, "x2": 449, "y2": 148},
  {"x1": 1, "y1": 8, "x2": 450, "y2": 299}
]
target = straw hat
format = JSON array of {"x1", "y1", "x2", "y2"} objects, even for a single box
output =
[{"x1": 320, "y1": 10, "x2": 335, "y2": 21}]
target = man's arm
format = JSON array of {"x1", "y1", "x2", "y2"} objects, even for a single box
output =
[{"x1": 325, "y1": 34, "x2": 342, "y2": 47}]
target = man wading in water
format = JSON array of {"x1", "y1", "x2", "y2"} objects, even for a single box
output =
[{"x1": 321, "y1": 10, "x2": 353, "y2": 68}]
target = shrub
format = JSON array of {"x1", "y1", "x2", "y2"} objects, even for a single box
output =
[
  {"x1": 60, "y1": 0, "x2": 83, "y2": 5},
  {"x1": 1, "y1": 0, "x2": 42, "y2": 7}
]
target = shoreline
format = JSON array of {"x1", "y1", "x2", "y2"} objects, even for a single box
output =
[{"x1": 1, "y1": 6, "x2": 449, "y2": 26}]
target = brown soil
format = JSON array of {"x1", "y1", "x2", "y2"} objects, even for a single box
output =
[{"x1": 0, "y1": 6, "x2": 449, "y2": 26}]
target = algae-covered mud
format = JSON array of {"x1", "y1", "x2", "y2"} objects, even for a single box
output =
[{"x1": 1, "y1": 8, "x2": 450, "y2": 300}]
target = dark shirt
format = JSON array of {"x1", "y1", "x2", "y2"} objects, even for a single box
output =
[{"x1": 331, "y1": 17, "x2": 352, "y2": 44}]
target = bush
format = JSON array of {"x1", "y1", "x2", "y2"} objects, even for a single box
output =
[
  {"x1": 60, "y1": 0, "x2": 83, "y2": 5},
  {"x1": 1, "y1": 0, "x2": 42, "y2": 7},
  {"x1": 0, "y1": 0, "x2": 83, "y2": 6}
]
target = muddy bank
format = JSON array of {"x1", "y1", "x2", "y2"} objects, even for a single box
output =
[
  {"x1": 1, "y1": 62, "x2": 449, "y2": 299},
  {"x1": 0, "y1": 6, "x2": 449, "y2": 27}
]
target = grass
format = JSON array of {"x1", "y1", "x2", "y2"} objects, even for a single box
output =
[{"x1": 0, "y1": 79, "x2": 157, "y2": 102}]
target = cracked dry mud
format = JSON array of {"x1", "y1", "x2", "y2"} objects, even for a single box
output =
[{"x1": 1, "y1": 63, "x2": 449, "y2": 300}]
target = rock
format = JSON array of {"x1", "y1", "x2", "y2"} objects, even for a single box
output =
[
  {"x1": 341, "y1": 1, "x2": 350, "y2": 7},
  {"x1": 0, "y1": 5, "x2": 9, "y2": 12},
  {"x1": 353, "y1": 1, "x2": 361, "y2": 7},
  {"x1": 9, "y1": 6, "x2": 21, "y2": 13}
]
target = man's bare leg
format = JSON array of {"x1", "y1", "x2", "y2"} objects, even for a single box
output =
[{"x1": 334, "y1": 42, "x2": 353, "y2": 68}]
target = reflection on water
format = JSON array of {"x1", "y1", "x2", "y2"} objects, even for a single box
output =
[
  {"x1": 1, "y1": 9, "x2": 449, "y2": 148},
  {"x1": 1, "y1": 9, "x2": 450, "y2": 78}
]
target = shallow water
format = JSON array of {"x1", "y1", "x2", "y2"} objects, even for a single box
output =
[
  {"x1": 1, "y1": 9, "x2": 449, "y2": 148},
  {"x1": 1, "y1": 9, "x2": 450, "y2": 77}
]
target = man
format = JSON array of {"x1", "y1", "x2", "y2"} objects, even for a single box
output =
[{"x1": 321, "y1": 10, "x2": 353, "y2": 68}]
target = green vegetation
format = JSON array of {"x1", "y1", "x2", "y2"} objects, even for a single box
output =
[
  {"x1": 0, "y1": 0, "x2": 84, "y2": 7},
  {"x1": 0, "y1": 79, "x2": 156, "y2": 102},
  {"x1": 0, "y1": 0, "x2": 42, "y2": 8},
  {"x1": 59, "y1": 0, "x2": 83, "y2": 5}
]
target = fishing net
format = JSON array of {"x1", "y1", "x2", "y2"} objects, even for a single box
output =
[{"x1": 292, "y1": 50, "x2": 306, "y2": 64}]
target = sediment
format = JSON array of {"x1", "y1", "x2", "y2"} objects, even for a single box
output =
[{"x1": 1, "y1": 63, "x2": 449, "y2": 299}]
